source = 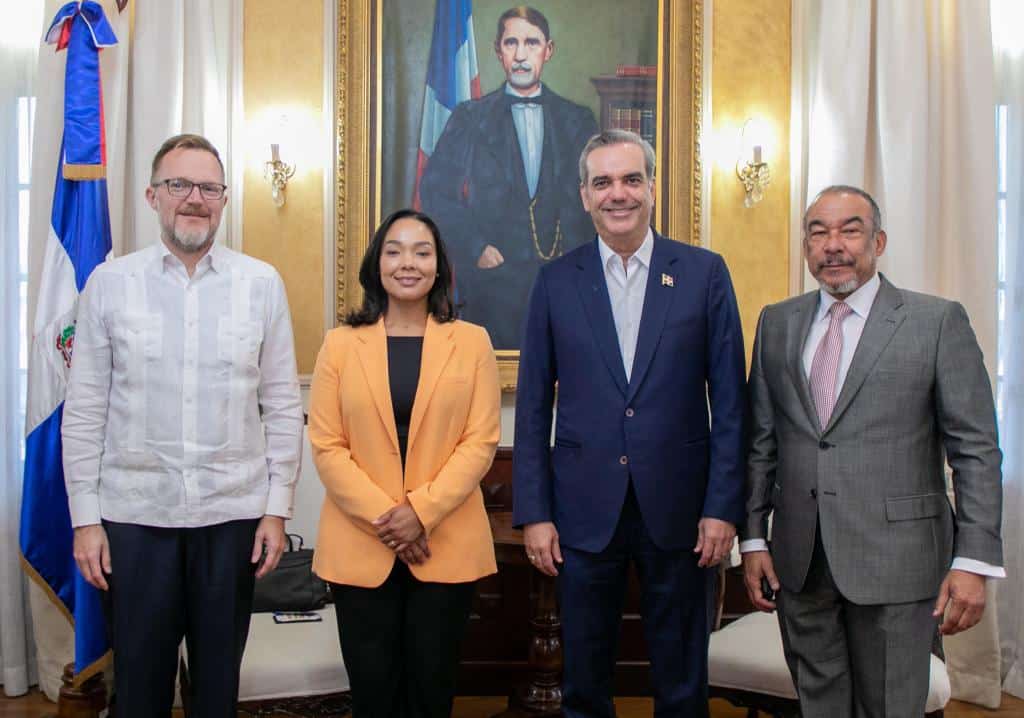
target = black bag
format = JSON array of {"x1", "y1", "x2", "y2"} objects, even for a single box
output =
[{"x1": 252, "y1": 534, "x2": 331, "y2": 613}]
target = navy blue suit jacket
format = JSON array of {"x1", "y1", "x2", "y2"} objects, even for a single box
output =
[{"x1": 512, "y1": 234, "x2": 747, "y2": 553}]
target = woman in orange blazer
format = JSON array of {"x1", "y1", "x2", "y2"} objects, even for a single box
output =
[{"x1": 309, "y1": 209, "x2": 500, "y2": 718}]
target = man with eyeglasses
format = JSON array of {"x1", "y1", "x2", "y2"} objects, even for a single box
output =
[{"x1": 62, "y1": 134, "x2": 303, "y2": 715}]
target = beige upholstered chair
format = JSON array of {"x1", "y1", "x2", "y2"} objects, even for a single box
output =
[
  {"x1": 237, "y1": 607, "x2": 348, "y2": 701},
  {"x1": 708, "y1": 567, "x2": 951, "y2": 718},
  {"x1": 236, "y1": 428, "x2": 350, "y2": 702}
]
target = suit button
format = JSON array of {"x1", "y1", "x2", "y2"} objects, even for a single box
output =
[
  {"x1": 619, "y1": 455, "x2": 628, "y2": 465},
  {"x1": 625, "y1": 408, "x2": 635, "y2": 417},
  {"x1": 819, "y1": 440, "x2": 831, "y2": 450},
  {"x1": 810, "y1": 488, "x2": 818, "y2": 499}
]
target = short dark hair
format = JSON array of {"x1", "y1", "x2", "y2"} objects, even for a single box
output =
[
  {"x1": 151, "y1": 134, "x2": 225, "y2": 182},
  {"x1": 495, "y1": 6, "x2": 550, "y2": 46},
  {"x1": 579, "y1": 129, "x2": 656, "y2": 185},
  {"x1": 803, "y1": 185, "x2": 883, "y2": 236},
  {"x1": 345, "y1": 209, "x2": 457, "y2": 327}
]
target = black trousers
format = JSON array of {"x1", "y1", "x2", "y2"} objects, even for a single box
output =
[
  {"x1": 330, "y1": 562, "x2": 475, "y2": 718},
  {"x1": 102, "y1": 518, "x2": 259, "y2": 718}
]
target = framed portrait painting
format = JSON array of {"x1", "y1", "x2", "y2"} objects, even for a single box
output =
[{"x1": 336, "y1": 0, "x2": 703, "y2": 390}]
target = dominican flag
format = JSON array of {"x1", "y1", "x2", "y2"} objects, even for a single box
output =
[
  {"x1": 20, "y1": 1, "x2": 117, "y2": 685},
  {"x1": 411, "y1": 0, "x2": 480, "y2": 209}
]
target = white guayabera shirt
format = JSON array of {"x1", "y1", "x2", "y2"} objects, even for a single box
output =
[{"x1": 62, "y1": 242, "x2": 304, "y2": 529}]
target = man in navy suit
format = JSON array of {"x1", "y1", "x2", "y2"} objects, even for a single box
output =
[
  {"x1": 513, "y1": 129, "x2": 747, "y2": 717},
  {"x1": 420, "y1": 6, "x2": 598, "y2": 349}
]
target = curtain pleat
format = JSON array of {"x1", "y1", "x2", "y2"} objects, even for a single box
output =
[{"x1": 993, "y1": 0, "x2": 1024, "y2": 698}]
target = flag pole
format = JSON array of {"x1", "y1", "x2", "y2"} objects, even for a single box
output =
[{"x1": 21, "y1": 2, "x2": 122, "y2": 714}]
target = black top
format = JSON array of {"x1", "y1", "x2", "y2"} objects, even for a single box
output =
[{"x1": 387, "y1": 336, "x2": 423, "y2": 465}]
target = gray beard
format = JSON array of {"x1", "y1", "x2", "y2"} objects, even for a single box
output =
[
  {"x1": 169, "y1": 228, "x2": 214, "y2": 254},
  {"x1": 819, "y1": 277, "x2": 860, "y2": 296}
]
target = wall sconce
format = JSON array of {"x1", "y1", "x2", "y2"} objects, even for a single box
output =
[
  {"x1": 736, "y1": 118, "x2": 771, "y2": 208},
  {"x1": 264, "y1": 143, "x2": 295, "y2": 207}
]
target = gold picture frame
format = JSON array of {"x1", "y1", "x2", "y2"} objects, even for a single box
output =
[{"x1": 335, "y1": 0, "x2": 703, "y2": 391}]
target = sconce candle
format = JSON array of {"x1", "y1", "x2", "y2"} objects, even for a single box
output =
[
  {"x1": 736, "y1": 121, "x2": 771, "y2": 208},
  {"x1": 264, "y1": 143, "x2": 295, "y2": 208},
  {"x1": 737, "y1": 159, "x2": 770, "y2": 208}
]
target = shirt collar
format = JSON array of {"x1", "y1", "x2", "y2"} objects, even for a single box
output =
[
  {"x1": 598, "y1": 228, "x2": 654, "y2": 272},
  {"x1": 156, "y1": 240, "x2": 226, "y2": 274},
  {"x1": 504, "y1": 83, "x2": 543, "y2": 99},
  {"x1": 206, "y1": 242, "x2": 228, "y2": 271},
  {"x1": 815, "y1": 271, "x2": 881, "y2": 321}
]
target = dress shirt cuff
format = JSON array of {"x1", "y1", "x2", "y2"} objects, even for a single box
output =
[
  {"x1": 951, "y1": 557, "x2": 1006, "y2": 578},
  {"x1": 68, "y1": 494, "x2": 102, "y2": 528},
  {"x1": 739, "y1": 539, "x2": 769, "y2": 553},
  {"x1": 265, "y1": 483, "x2": 295, "y2": 520}
]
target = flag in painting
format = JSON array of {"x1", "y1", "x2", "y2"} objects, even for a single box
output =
[
  {"x1": 19, "y1": 0, "x2": 117, "y2": 685},
  {"x1": 411, "y1": 0, "x2": 480, "y2": 209}
]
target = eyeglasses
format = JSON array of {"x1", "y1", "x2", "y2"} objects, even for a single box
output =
[{"x1": 152, "y1": 178, "x2": 227, "y2": 200}]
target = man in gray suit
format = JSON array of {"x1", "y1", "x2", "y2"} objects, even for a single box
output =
[{"x1": 741, "y1": 185, "x2": 1003, "y2": 716}]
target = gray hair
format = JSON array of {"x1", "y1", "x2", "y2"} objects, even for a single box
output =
[
  {"x1": 803, "y1": 185, "x2": 883, "y2": 236},
  {"x1": 578, "y1": 130, "x2": 656, "y2": 185}
]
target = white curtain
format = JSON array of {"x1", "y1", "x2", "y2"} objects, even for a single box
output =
[
  {"x1": 800, "y1": 0, "x2": 1002, "y2": 707},
  {"x1": 0, "y1": 5, "x2": 44, "y2": 699},
  {"x1": 802, "y1": 0, "x2": 998, "y2": 355},
  {"x1": 993, "y1": 0, "x2": 1024, "y2": 700},
  {"x1": 104, "y1": 0, "x2": 234, "y2": 257},
  {"x1": 25, "y1": 0, "x2": 237, "y2": 701}
]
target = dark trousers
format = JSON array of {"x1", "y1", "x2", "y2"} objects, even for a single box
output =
[
  {"x1": 330, "y1": 562, "x2": 475, "y2": 718},
  {"x1": 559, "y1": 483, "x2": 713, "y2": 718},
  {"x1": 102, "y1": 518, "x2": 259, "y2": 718},
  {"x1": 776, "y1": 528, "x2": 936, "y2": 718}
]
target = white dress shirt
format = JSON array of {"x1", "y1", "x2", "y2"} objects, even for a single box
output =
[
  {"x1": 740, "y1": 272, "x2": 1004, "y2": 577},
  {"x1": 800, "y1": 272, "x2": 881, "y2": 387},
  {"x1": 62, "y1": 243, "x2": 304, "y2": 529},
  {"x1": 598, "y1": 229, "x2": 653, "y2": 381},
  {"x1": 506, "y1": 83, "x2": 544, "y2": 199}
]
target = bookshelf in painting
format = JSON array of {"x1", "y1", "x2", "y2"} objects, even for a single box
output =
[{"x1": 590, "y1": 68, "x2": 657, "y2": 148}]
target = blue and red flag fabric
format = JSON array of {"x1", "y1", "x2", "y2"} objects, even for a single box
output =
[
  {"x1": 20, "y1": 0, "x2": 117, "y2": 685},
  {"x1": 411, "y1": 0, "x2": 480, "y2": 210}
]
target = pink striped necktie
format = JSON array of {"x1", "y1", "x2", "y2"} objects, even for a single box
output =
[{"x1": 809, "y1": 300, "x2": 853, "y2": 427}]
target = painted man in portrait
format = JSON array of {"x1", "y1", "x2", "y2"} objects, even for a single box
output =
[{"x1": 420, "y1": 5, "x2": 599, "y2": 349}]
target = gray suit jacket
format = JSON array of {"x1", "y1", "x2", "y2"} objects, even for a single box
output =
[{"x1": 742, "y1": 275, "x2": 1002, "y2": 605}]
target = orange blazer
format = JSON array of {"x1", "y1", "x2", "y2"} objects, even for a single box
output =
[{"x1": 309, "y1": 316, "x2": 500, "y2": 588}]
